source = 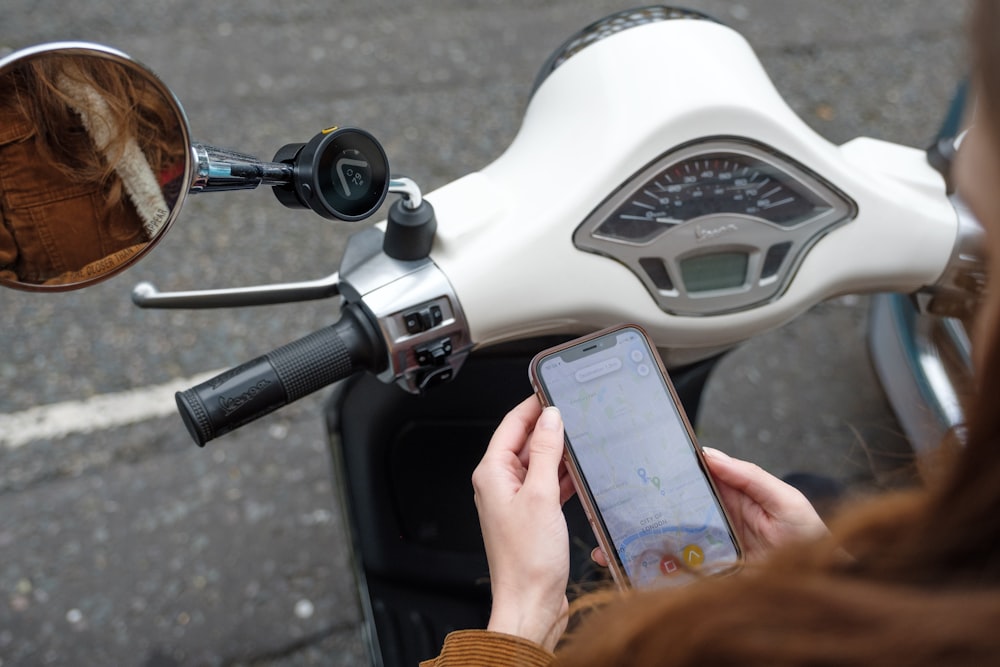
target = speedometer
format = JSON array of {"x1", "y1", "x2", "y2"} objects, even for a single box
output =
[
  {"x1": 596, "y1": 152, "x2": 832, "y2": 243},
  {"x1": 574, "y1": 138, "x2": 855, "y2": 316}
]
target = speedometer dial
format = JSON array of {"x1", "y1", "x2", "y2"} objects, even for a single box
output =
[
  {"x1": 574, "y1": 138, "x2": 855, "y2": 316},
  {"x1": 596, "y1": 152, "x2": 832, "y2": 243}
]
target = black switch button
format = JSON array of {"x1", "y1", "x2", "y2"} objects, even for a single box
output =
[
  {"x1": 415, "y1": 347, "x2": 433, "y2": 366},
  {"x1": 415, "y1": 337, "x2": 453, "y2": 367},
  {"x1": 404, "y1": 310, "x2": 424, "y2": 334},
  {"x1": 419, "y1": 310, "x2": 434, "y2": 330},
  {"x1": 404, "y1": 306, "x2": 445, "y2": 334}
]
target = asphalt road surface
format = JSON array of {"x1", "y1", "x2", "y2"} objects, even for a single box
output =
[{"x1": 0, "y1": 1, "x2": 969, "y2": 665}]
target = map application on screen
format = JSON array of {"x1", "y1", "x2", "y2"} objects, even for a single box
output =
[{"x1": 536, "y1": 327, "x2": 739, "y2": 587}]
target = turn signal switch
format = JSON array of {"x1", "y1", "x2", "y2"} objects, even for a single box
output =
[
  {"x1": 414, "y1": 336, "x2": 455, "y2": 392},
  {"x1": 415, "y1": 337, "x2": 453, "y2": 367}
]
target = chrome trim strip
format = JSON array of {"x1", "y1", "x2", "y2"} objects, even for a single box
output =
[{"x1": 868, "y1": 293, "x2": 964, "y2": 453}]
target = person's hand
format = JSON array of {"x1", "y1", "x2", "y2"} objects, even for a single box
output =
[
  {"x1": 591, "y1": 447, "x2": 828, "y2": 567},
  {"x1": 472, "y1": 396, "x2": 576, "y2": 651},
  {"x1": 700, "y1": 447, "x2": 828, "y2": 561}
]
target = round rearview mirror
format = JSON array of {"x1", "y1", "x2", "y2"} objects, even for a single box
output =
[{"x1": 0, "y1": 42, "x2": 191, "y2": 291}]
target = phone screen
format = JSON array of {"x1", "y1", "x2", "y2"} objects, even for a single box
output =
[{"x1": 533, "y1": 326, "x2": 740, "y2": 588}]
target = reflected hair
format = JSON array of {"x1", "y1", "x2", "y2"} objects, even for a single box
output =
[{"x1": 10, "y1": 54, "x2": 182, "y2": 234}]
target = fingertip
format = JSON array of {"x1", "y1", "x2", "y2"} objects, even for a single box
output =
[
  {"x1": 702, "y1": 447, "x2": 730, "y2": 460},
  {"x1": 525, "y1": 407, "x2": 566, "y2": 474},
  {"x1": 537, "y1": 406, "x2": 562, "y2": 432}
]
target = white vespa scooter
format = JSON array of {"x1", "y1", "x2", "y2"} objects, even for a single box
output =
[{"x1": 0, "y1": 7, "x2": 980, "y2": 665}]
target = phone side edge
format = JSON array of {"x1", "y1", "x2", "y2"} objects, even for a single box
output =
[{"x1": 528, "y1": 334, "x2": 633, "y2": 590}]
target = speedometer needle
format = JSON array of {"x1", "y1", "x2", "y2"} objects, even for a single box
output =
[{"x1": 620, "y1": 214, "x2": 682, "y2": 225}]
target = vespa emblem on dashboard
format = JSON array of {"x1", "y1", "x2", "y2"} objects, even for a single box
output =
[{"x1": 694, "y1": 221, "x2": 740, "y2": 242}]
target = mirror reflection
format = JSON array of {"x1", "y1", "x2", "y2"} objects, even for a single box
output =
[{"x1": 0, "y1": 45, "x2": 190, "y2": 290}]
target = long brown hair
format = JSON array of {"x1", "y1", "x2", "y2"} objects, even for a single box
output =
[
  {"x1": 7, "y1": 54, "x2": 183, "y2": 233},
  {"x1": 555, "y1": 3, "x2": 1000, "y2": 663}
]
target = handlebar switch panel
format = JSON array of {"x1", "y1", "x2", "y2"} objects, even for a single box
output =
[{"x1": 338, "y1": 226, "x2": 472, "y2": 394}]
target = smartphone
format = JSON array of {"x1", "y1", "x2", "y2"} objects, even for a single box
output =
[{"x1": 529, "y1": 324, "x2": 741, "y2": 589}]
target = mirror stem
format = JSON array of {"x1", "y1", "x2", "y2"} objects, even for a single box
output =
[{"x1": 189, "y1": 143, "x2": 293, "y2": 193}]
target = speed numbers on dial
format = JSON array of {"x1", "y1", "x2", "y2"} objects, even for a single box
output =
[{"x1": 596, "y1": 151, "x2": 831, "y2": 243}]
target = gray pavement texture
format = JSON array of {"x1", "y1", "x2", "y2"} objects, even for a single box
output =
[{"x1": 0, "y1": 1, "x2": 970, "y2": 665}]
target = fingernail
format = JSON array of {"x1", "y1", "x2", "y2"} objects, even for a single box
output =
[
  {"x1": 538, "y1": 406, "x2": 562, "y2": 431},
  {"x1": 702, "y1": 447, "x2": 730, "y2": 459}
]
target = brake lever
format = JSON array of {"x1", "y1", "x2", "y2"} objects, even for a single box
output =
[{"x1": 131, "y1": 273, "x2": 341, "y2": 309}]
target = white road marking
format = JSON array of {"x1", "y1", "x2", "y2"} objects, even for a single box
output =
[{"x1": 0, "y1": 370, "x2": 224, "y2": 449}]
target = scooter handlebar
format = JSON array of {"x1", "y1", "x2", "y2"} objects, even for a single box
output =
[{"x1": 175, "y1": 304, "x2": 385, "y2": 446}]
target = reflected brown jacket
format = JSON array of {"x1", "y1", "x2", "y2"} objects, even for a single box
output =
[{"x1": 0, "y1": 79, "x2": 147, "y2": 286}]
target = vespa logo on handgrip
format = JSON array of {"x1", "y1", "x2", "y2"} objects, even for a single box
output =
[{"x1": 218, "y1": 378, "x2": 273, "y2": 416}]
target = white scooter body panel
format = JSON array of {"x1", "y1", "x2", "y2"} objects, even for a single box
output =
[{"x1": 423, "y1": 19, "x2": 956, "y2": 351}]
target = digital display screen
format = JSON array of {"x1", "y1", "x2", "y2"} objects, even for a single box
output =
[
  {"x1": 680, "y1": 252, "x2": 748, "y2": 293},
  {"x1": 311, "y1": 129, "x2": 388, "y2": 221},
  {"x1": 535, "y1": 327, "x2": 739, "y2": 587}
]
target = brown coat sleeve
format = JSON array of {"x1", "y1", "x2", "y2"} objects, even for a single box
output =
[
  {"x1": 420, "y1": 630, "x2": 555, "y2": 667},
  {"x1": 0, "y1": 207, "x2": 18, "y2": 284}
]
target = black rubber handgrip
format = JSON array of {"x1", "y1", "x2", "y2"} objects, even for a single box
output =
[{"x1": 175, "y1": 304, "x2": 384, "y2": 446}]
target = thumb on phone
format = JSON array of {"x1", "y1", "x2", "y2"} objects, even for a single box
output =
[{"x1": 524, "y1": 406, "x2": 564, "y2": 490}]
